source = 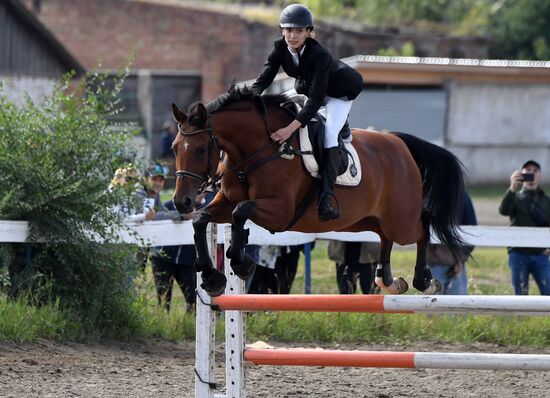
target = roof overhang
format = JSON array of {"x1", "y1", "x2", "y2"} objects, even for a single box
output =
[{"x1": 343, "y1": 55, "x2": 550, "y2": 85}]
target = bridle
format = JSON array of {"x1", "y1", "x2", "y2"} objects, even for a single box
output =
[
  {"x1": 174, "y1": 98, "x2": 296, "y2": 194},
  {"x1": 174, "y1": 119, "x2": 221, "y2": 193}
]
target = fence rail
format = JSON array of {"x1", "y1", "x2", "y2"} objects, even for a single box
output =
[{"x1": 1, "y1": 220, "x2": 549, "y2": 247}]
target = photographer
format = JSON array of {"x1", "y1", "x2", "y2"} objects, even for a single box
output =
[{"x1": 499, "y1": 160, "x2": 550, "y2": 295}]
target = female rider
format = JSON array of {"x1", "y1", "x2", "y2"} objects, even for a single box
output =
[{"x1": 251, "y1": 3, "x2": 364, "y2": 221}]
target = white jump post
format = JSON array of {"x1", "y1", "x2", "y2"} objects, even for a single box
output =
[
  {"x1": 195, "y1": 225, "x2": 246, "y2": 398},
  {"x1": 195, "y1": 224, "x2": 550, "y2": 398},
  {"x1": 194, "y1": 223, "x2": 219, "y2": 398}
]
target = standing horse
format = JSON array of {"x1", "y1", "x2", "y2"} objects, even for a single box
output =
[{"x1": 171, "y1": 86, "x2": 466, "y2": 297}]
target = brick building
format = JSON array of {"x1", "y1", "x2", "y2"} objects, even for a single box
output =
[{"x1": 22, "y1": 0, "x2": 488, "y2": 159}]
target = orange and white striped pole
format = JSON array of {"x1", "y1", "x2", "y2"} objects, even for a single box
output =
[
  {"x1": 212, "y1": 294, "x2": 550, "y2": 316},
  {"x1": 244, "y1": 348, "x2": 550, "y2": 370}
]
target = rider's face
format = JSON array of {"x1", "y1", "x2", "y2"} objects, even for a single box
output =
[{"x1": 282, "y1": 27, "x2": 309, "y2": 52}]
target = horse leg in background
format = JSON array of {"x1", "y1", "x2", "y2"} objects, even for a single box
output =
[
  {"x1": 192, "y1": 209, "x2": 227, "y2": 297},
  {"x1": 374, "y1": 236, "x2": 409, "y2": 294},
  {"x1": 412, "y1": 219, "x2": 442, "y2": 294},
  {"x1": 226, "y1": 200, "x2": 256, "y2": 281}
]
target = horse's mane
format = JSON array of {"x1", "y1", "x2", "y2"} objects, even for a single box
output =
[{"x1": 200, "y1": 85, "x2": 290, "y2": 115}]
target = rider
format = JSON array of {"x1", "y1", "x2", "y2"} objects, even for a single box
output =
[{"x1": 251, "y1": 3, "x2": 364, "y2": 222}]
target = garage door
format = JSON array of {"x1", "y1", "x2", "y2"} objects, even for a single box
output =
[{"x1": 349, "y1": 87, "x2": 447, "y2": 144}]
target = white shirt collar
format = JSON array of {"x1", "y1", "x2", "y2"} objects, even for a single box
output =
[{"x1": 287, "y1": 45, "x2": 305, "y2": 66}]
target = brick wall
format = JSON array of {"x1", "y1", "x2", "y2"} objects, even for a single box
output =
[{"x1": 24, "y1": 0, "x2": 488, "y2": 101}]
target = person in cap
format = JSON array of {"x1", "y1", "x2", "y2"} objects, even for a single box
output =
[
  {"x1": 251, "y1": 3, "x2": 364, "y2": 222},
  {"x1": 499, "y1": 160, "x2": 550, "y2": 295}
]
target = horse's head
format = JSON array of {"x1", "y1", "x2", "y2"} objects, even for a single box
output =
[{"x1": 171, "y1": 102, "x2": 220, "y2": 214}]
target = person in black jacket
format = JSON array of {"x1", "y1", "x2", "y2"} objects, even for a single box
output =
[
  {"x1": 251, "y1": 3, "x2": 364, "y2": 222},
  {"x1": 499, "y1": 160, "x2": 550, "y2": 295}
]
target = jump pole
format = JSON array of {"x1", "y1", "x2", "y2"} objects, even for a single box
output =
[
  {"x1": 212, "y1": 294, "x2": 550, "y2": 316},
  {"x1": 244, "y1": 349, "x2": 550, "y2": 371}
]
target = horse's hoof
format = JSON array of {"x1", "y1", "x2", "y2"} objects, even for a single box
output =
[
  {"x1": 200, "y1": 269, "x2": 227, "y2": 297},
  {"x1": 422, "y1": 279, "x2": 442, "y2": 295},
  {"x1": 230, "y1": 254, "x2": 256, "y2": 281},
  {"x1": 375, "y1": 277, "x2": 408, "y2": 294}
]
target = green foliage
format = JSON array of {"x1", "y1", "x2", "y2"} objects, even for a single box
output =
[
  {"x1": 0, "y1": 71, "x2": 144, "y2": 337},
  {"x1": 218, "y1": 1, "x2": 550, "y2": 60},
  {"x1": 488, "y1": 0, "x2": 550, "y2": 60},
  {"x1": 377, "y1": 40, "x2": 416, "y2": 56}
]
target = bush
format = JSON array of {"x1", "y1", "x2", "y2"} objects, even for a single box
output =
[{"x1": 0, "y1": 72, "x2": 144, "y2": 337}]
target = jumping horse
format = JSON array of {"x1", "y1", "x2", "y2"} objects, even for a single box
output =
[{"x1": 171, "y1": 86, "x2": 466, "y2": 297}]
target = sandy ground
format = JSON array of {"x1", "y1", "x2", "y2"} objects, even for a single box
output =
[{"x1": 2, "y1": 339, "x2": 550, "y2": 398}]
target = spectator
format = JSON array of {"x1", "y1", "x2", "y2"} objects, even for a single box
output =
[
  {"x1": 247, "y1": 246, "x2": 280, "y2": 294},
  {"x1": 426, "y1": 191, "x2": 477, "y2": 295},
  {"x1": 140, "y1": 163, "x2": 196, "y2": 310},
  {"x1": 499, "y1": 160, "x2": 550, "y2": 295},
  {"x1": 328, "y1": 240, "x2": 379, "y2": 294},
  {"x1": 159, "y1": 120, "x2": 178, "y2": 189},
  {"x1": 159, "y1": 120, "x2": 178, "y2": 158},
  {"x1": 110, "y1": 164, "x2": 155, "y2": 223},
  {"x1": 152, "y1": 200, "x2": 196, "y2": 312},
  {"x1": 247, "y1": 244, "x2": 309, "y2": 294},
  {"x1": 274, "y1": 245, "x2": 305, "y2": 294}
]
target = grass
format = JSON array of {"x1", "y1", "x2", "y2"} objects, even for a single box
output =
[
  {"x1": 3, "y1": 242, "x2": 549, "y2": 347},
  {"x1": 0, "y1": 295, "x2": 77, "y2": 341},
  {"x1": 243, "y1": 243, "x2": 550, "y2": 347}
]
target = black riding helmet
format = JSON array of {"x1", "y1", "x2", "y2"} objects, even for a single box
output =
[{"x1": 279, "y1": 4, "x2": 314, "y2": 29}]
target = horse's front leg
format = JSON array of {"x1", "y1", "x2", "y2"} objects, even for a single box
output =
[
  {"x1": 225, "y1": 200, "x2": 257, "y2": 281},
  {"x1": 412, "y1": 234, "x2": 442, "y2": 294},
  {"x1": 193, "y1": 194, "x2": 233, "y2": 297},
  {"x1": 374, "y1": 236, "x2": 409, "y2": 294}
]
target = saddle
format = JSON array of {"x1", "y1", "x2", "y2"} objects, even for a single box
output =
[{"x1": 280, "y1": 100, "x2": 362, "y2": 187}]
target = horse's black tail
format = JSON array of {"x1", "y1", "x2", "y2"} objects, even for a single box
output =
[{"x1": 392, "y1": 132, "x2": 467, "y2": 259}]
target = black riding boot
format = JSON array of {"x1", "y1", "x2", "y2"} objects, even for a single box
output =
[
  {"x1": 339, "y1": 119, "x2": 351, "y2": 140},
  {"x1": 318, "y1": 146, "x2": 341, "y2": 221}
]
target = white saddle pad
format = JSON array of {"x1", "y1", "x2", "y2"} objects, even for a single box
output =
[{"x1": 299, "y1": 126, "x2": 362, "y2": 187}]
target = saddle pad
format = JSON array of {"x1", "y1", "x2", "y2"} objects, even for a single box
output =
[{"x1": 299, "y1": 126, "x2": 362, "y2": 187}]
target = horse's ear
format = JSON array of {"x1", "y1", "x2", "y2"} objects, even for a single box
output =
[
  {"x1": 196, "y1": 103, "x2": 208, "y2": 125},
  {"x1": 172, "y1": 103, "x2": 187, "y2": 124}
]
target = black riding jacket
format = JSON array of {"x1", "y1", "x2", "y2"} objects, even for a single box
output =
[
  {"x1": 499, "y1": 188, "x2": 550, "y2": 254},
  {"x1": 251, "y1": 37, "x2": 363, "y2": 127}
]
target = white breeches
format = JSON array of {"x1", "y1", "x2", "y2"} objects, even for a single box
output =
[
  {"x1": 323, "y1": 96, "x2": 352, "y2": 148},
  {"x1": 283, "y1": 89, "x2": 353, "y2": 148}
]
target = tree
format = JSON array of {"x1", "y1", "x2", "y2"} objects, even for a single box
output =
[
  {"x1": 488, "y1": 0, "x2": 550, "y2": 60},
  {"x1": 0, "y1": 72, "x2": 144, "y2": 336}
]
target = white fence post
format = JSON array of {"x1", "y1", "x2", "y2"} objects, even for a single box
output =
[
  {"x1": 224, "y1": 225, "x2": 246, "y2": 398},
  {"x1": 195, "y1": 223, "x2": 218, "y2": 398}
]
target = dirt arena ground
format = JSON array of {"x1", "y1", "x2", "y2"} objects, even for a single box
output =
[{"x1": 2, "y1": 339, "x2": 550, "y2": 398}]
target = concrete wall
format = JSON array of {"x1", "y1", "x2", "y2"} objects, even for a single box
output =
[
  {"x1": 0, "y1": 75, "x2": 56, "y2": 106},
  {"x1": 446, "y1": 82, "x2": 550, "y2": 183}
]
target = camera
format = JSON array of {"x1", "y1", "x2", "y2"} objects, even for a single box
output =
[{"x1": 520, "y1": 173, "x2": 534, "y2": 182}]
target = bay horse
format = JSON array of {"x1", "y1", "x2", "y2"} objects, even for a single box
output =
[{"x1": 171, "y1": 86, "x2": 466, "y2": 297}]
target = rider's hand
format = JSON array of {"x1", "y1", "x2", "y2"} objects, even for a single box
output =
[
  {"x1": 270, "y1": 120, "x2": 301, "y2": 144},
  {"x1": 510, "y1": 170, "x2": 523, "y2": 192}
]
